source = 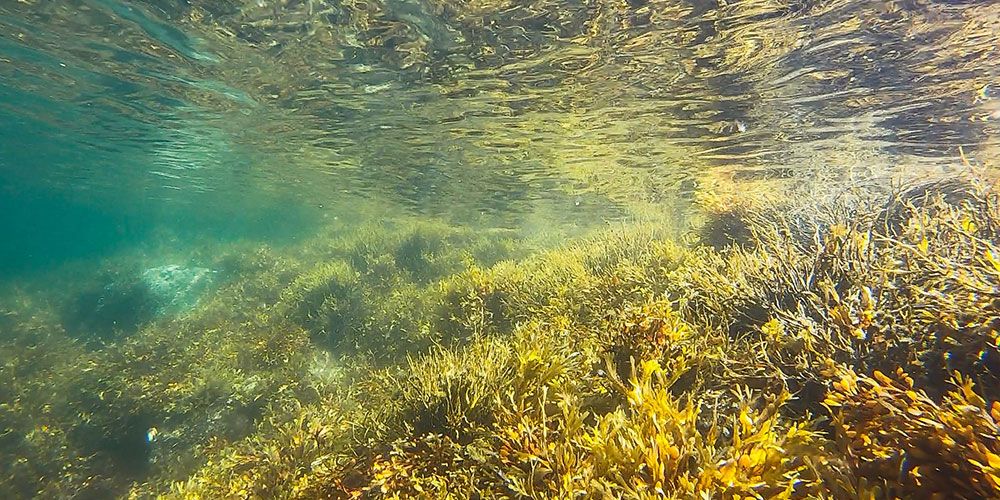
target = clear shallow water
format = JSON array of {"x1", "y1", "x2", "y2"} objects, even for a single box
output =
[
  {"x1": 1, "y1": 0, "x2": 1000, "y2": 497},
  {"x1": 3, "y1": 1, "x2": 999, "y2": 272}
]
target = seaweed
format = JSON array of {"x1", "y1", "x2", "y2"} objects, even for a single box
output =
[
  {"x1": 5, "y1": 175, "x2": 1000, "y2": 499},
  {"x1": 826, "y1": 368, "x2": 1000, "y2": 498}
]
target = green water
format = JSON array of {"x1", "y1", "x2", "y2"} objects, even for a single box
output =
[{"x1": 2, "y1": 0, "x2": 1000, "y2": 498}]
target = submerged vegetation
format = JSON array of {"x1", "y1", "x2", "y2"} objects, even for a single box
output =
[
  {"x1": 1, "y1": 171, "x2": 998, "y2": 498},
  {"x1": 4, "y1": 0, "x2": 1000, "y2": 497}
]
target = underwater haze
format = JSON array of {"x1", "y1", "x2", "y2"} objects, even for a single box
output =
[{"x1": 3, "y1": 0, "x2": 1000, "y2": 498}]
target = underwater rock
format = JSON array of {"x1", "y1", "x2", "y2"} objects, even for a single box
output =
[
  {"x1": 62, "y1": 265, "x2": 214, "y2": 343},
  {"x1": 140, "y1": 264, "x2": 215, "y2": 316}
]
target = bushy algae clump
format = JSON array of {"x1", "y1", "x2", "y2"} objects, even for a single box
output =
[
  {"x1": 164, "y1": 174, "x2": 1000, "y2": 499},
  {"x1": 0, "y1": 219, "x2": 526, "y2": 498},
  {"x1": 4, "y1": 175, "x2": 1000, "y2": 499}
]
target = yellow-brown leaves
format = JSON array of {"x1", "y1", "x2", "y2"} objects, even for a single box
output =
[
  {"x1": 760, "y1": 317, "x2": 785, "y2": 342},
  {"x1": 695, "y1": 390, "x2": 830, "y2": 499},
  {"x1": 826, "y1": 367, "x2": 1000, "y2": 499},
  {"x1": 491, "y1": 359, "x2": 835, "y2": 499},
  {"x1": 613, "y1": 299, "x2": 694, "y2": 363}
]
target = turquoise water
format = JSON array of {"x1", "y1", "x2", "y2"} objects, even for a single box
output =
[
  {"x1": 2, "y1": 0, "x2": 1000, "y2": 497},
  {"x1": 3, "y1": 1, "x2": 996, "y2": 272}
]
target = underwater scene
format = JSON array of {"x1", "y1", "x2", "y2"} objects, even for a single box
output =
[{"x1": 2, "y1": 0, "x2": 1000, "y2": 498}]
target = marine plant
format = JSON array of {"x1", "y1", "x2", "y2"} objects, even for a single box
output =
[
  {"x1": 5, "y1": 174, "x2": 1000, "y2": 499},
  {"x1": 826, "y1": 367, "x2": 1000, "y2": 499}
]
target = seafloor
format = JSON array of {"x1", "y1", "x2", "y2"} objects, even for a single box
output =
[{"x1": 3, "y1": 173, "x2": 1000, "y2": 499}]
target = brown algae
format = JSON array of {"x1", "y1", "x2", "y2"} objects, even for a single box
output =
[{"x1": 0, "y1": 176, "x2": 998, "y2": 498}]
